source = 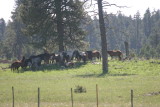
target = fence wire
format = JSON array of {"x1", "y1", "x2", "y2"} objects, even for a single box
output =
[{"x1": 0, "y1": 85, "x2": 160, "y2": 107}]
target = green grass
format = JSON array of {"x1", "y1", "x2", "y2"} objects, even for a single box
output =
[{"x1": 0, "y1": 59, "x2": 160, "y2": 107}]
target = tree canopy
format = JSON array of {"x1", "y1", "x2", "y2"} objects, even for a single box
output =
[
  {"x1": 0, "y1": 1, "x2": 160, "y2": 60},
  {"x1": 19, "y1": 0, "x2": 87, "y2": 52}
]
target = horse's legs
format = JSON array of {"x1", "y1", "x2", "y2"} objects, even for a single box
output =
[
  {"x1": 13, "y1": 67, "x2": 16, "y2": 72},
  {"x1": 99, "y1": 54, "x2": 101, "y2": 61},
  {"x1": 16, "y1": 67, "x2": 18, "y2": 73},
  {"x1": 98, "y1": 53, "x2": 101, "y2": 61},
  {"x1": 11, "y1": 68, "x2": 14, "y2": 72},
  {"x1": 118, "y1": 55, "x2": 121, "y2": 61},
  {"x1": 90, "y1": 56, "x2": 92, "y2": 61},
  {"x1": 82, "y1": 56, "x2": 86, "y2": 63},
  {"x1": 111, "y1": 56, "x2": 113, "y2": 60},
  {"x1": 97, "y1": 56, "x2": 99, "y2": 61}
]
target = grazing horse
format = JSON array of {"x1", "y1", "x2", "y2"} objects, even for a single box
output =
[
  {"x1": 29, "y1": 55, "x2": 42, "y2": 68},
  {"x1": 55, "y1": 54, "x2": 61, "y2": 64},
  {"x1": 11, "y1": 56, "x2": 25, "y2": 72},
  {"x1": 107, "y1": 50, "x2": 123, "y2": 60},
  {"x1": 28, "y1": 53, "x2": 51, "y2": 70},
  {"x1": 72, "y1": 50, "x2": 87, "y2": 63},
  {"x1": 11, "y1": 61, "x2": 21, "y2": 71},
  {"x1": 49, "y1": 53, "x2": 56, "y2": 64},
  {"x1": 85, "y1": 51, "x2": 92, "y2": 60},
  {"x1": 22, "y1": 58, "x2": 32, "y2": 69},
  {"x1": 39, "y1": 53, "x2": 51, "y2": 64},
  {"x1": 79, "y1": 51, "x2": 87, "y2": 63},
  {"x1": 60, "y1": 51, "x2": 73, "y2": 62},
  {"x1": 72, "y1": 50, "x2": 81, "y2": 61},
  {"x1": 92, "y1": 50, "x2": 101, "y2": 60},
  {"x1": 86, "y1": 50, "x2": 101, "y2": 61}
]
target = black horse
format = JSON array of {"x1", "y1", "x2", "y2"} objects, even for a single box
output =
[
  {"x1": 24, "y1": 53, "x2": 51, "y2": 70},
  {"x1": 72, "y1": 50, "x2": 87, "y2": 63}
]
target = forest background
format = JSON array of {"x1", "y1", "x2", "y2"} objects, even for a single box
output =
[{"x1": 0, "y1": 0, "x2": 160, "y2": 60}]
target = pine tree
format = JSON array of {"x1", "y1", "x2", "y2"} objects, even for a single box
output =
[
  {"x1": 143, "y1": 8, "x2": 151, "y2": 38},
  {"x1": 19, "y1": 0, "x2": 87, "y2": 52},
  {"x1": 0, "y1": 18, "x2": 6, "y2": 40}
]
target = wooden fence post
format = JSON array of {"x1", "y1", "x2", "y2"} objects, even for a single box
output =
[
  {"x1": 96, "y1": 84, "x2": 99, "y2": 107},
  {"x1": 38, "y1": 87, "x2": 40, "y2": 107},
  {"x1": 71, "y1": 88, "x2": 73, "y2": 107},
  {"x1": 12, "y1": 86, "x2": 14, "y2": 107},
  {"x1": 131, "y1": 89, "x2": 133, "y2": 107}
]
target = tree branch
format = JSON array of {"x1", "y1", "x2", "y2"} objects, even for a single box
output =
[{"x1": 102, "y1": 1, "x2": 129, "y2": 8}]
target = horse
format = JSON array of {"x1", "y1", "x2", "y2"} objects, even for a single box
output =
[
  {"x1": 29, "y1": 55, "x2": 42, "y2": 70},
  {"x1": 49, "y1": 53, "x2": 56, "y2": 64},
  {"x1": 22, "y1": 58, "x2": 32, "y2": 69},
  {"x1": 37, "y1": 53, "x2": 51, "y2": 64},
  {"x1": 49, "y1": 53, "x2": 62, "y2": 65},
  {"x1": 54, "y1": 54, "x2": 61, "y2": 64},
  {"x1": 92, "y1": 50, "x2": 101, "y2": 61},
  {"x1": 72, "y1": 50, "x2": 81, "y2": 61},
  {"x1": 11, "y1": 56, "x2": 25, "y2": 72},
  {"x1": 60, "y1": 51, "x2": 73, "y2": 62},
  {"x1": 107, "y1": 50, "x2": 123, "y2": 60},
  {"x1": 72, "y1": 50, "x2": 87, "y2": 63},
  {"x1": 85, "y1": 50, "x2": 101, "y2": 61},
  {"x1": 79, "y1": 52, "x2": 87, "y2": 63},
  {"x1": 27, "y1": 53, "x2": 51, "y2": 70},
  {"x1": 85, "y1": 51, "x2": 92, "y2": 60},
  {"x1": 11, "y1": 61, "x2": 21, "y2": 72}
]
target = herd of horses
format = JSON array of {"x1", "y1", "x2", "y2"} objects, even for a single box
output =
[{"x1": 11, "y1": 50, "x2": 123, "y2": 72}]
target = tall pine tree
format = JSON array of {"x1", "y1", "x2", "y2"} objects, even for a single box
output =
[{"x1": 19, "y1": 0, "x2": 87, "y2": 52}]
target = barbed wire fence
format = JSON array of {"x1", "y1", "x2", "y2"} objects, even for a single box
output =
[{"x1": 0, "y1": 84, "x2": 159, "y2": 107}]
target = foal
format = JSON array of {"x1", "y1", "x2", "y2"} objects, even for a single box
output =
[{"x1": 11, "y1": 56, "x2": 25, "y2": 72}]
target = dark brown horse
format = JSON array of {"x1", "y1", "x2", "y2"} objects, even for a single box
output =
[
  {"x1": 86, "y1": 50, "x2": 101, "y2": 61},
  {"x1": 107, "y1": 50, "x2": 123, "y2": 60},
  {"x1": 11, "y1": 56, "x2": 25, "y2": 72},
  {"x1": 92, "y1": 50, "x2": 101, "y2": 60}
]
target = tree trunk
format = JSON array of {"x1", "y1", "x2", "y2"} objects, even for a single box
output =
[
  {"x1": 97, "y1": 0, "x2": 108, "y2": 73},
  {"x1": 56, "y1": 0, "x2": 64, "y2": 52},
  {"x1": 17, "y1": 45, "x2": 22, "y2": 60}
]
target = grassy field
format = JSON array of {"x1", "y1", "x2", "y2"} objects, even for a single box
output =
[{"x1": 0, "y1": 59, "x2": 160, "y2": 107}]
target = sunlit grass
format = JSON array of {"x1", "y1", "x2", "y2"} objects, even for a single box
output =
[{"x1": 0, "y1": 59, "x2": 160, "y2": 107}]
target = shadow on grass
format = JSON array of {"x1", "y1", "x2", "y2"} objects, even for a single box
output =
[
  {"x1": 108, "y1": 73, "x2": 136, "y2": 76},
  {"x1": 17, "y1": 62, "x2": 87, "y2": 73},
  {"x1": 75, "y1": 72, "x2": 108, "y2": 78},
  {"x1": 75, "y1": 72, "x2": 136, "y2": 78}
]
